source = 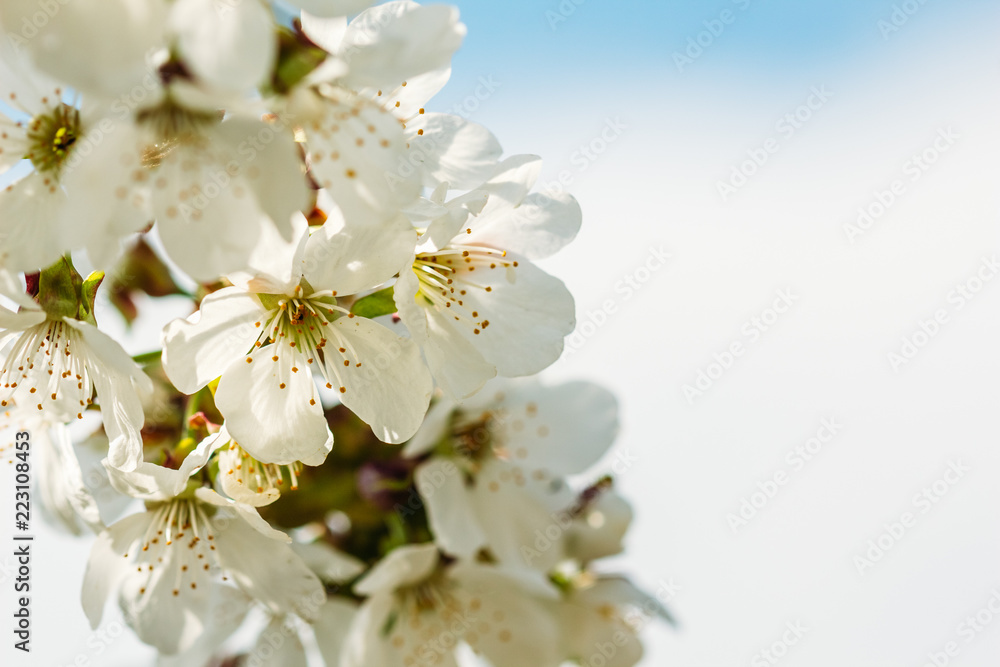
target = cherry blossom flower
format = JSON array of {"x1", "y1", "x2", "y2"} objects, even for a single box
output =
[
  {"x1": 162, "y1": 212, "x2": 432, "y2": 465},
  {"x1": 405, "y1": 379, "x2": 618, "y2": 572},
  {"x1": 343, "y1": 544, "x2": 562, "y2": 667},
  {"x1": 0, "y1": 276, "x2": 151, "y2": 471},
  {"x1": 395, "y1": 156, "x2": 581, "y2": 398},
  {"x1": 83, "y1": 433, "x2": 324, "y2": 655}
]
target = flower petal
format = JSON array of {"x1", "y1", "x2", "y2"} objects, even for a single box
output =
[
  {"x1": 407, "y1": 114, "x2": 502, "y2": 189},
  {"x1": 433, "y1": 258, "x2": 575, "y2": 378},
  {"x1": 339, "y1": 3, "x2": 465, "y2": 91},
  {"x1": 214, "y1": 515, "x2": 325, "y2": 622},
  {"x1": 67, "y1": 319, "x2": 151, "y2": 472},
  {"x1": 416, "y1": 457, "x2": 486, "y2": 559},
  {"x1": 302, "y1": 208, "x2": 416, "y2": 295},
  {"x1": 315, "y1": 598, "x2": 359, "y2": 666},
  {"x1": 0, "y1": 172, "x2": 77, "y2": 273},
  {"x1": 326, "y1": 316, "x2": 432, "y2": 444},
  {"x1": 304, "y1": 89, "x2": 419, "y2": 223},
  {"x1": 0, "y1": 0, "x2": 168, "y2": 99},
  {"x1": 289, "y1": 0, "x2": 374, "y2": 18},
  {"x1": 466, "y1": 191, "x2": 582, "y2": 262},
  {"x1": 494, "y1": 380, "x2": 618, "y2": 476},
  {"x1": 162, "y1": 286, "x2": 266, "y2": 394},
  {"x1": 215, "y1": 344, "x2": 334, "y2": 466},
  {"x1": 81, "y1": 511, "x2": 153, "y2": 629},
  {"x1": 353, "y1": 542, "x2": 439, "y2": 596},
  {"x1": 107, "y1": 431, "x2": 224, "y2": 500},
  {"x1": 172, "y1": 0, "x2": 277, "y2": 93}
]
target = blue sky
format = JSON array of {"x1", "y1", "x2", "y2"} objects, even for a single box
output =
[{"x1": 437, "y1": 0, "x2": 1000, "y2": 104}]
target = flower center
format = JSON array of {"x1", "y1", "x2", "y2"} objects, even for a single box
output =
[
  {"x1": 25, "y1": 103, "x2": 80, "y2": 176},
  {"x1": 251, "y1": 291, "x2": 365, "y2": 395},
  {"x1": 0, "y1": 320, "x2": 91, "y2": 419},
  {"x1": 125, "y1": 499, "x2": 221, "y2": 598},
  {"x1": 413, "y1": 244, "x2": 514, "y2": 337},
  {"x1": 135, "y1": 99, "x2": 219, "y2": 144},
  {"x1": 221, "y1": 441, "x2": 302, "y2": 496},
  {"x1": 448, "y1": 411, "x2": 499, "y2": 462}
]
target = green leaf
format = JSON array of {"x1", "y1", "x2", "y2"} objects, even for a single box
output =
[
  {"x1": 131, "y1": 350, "x2": 163, "y2": 366},
  {"x1": 350, "y1": 287, "x2": 397, "y2": 319},
  {"x1": 79, "y1": 271, "x2": 105, "y2": 325},
  {"x1": 37, "y1": 256, "x2": 82, "y2": 320}
]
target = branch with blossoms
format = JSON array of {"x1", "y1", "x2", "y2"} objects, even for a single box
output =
[{"x1": 0, "y1": 1, "x2": 672, "y2": 664}]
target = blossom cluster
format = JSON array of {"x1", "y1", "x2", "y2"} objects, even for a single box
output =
[{"x1": 0, "y1": 1, "x2": 668, "y2": 664}]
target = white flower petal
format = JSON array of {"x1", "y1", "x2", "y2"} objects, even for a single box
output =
[
  {"x1": 299, "y1": 12, "x2": 347, "y2": 53},
  {"x1": 469, "y1": 460, "x2": 565, "y2": 573},
  {"x1": 119, "y1": 570, "x2": 213, "y2": 655},
  {"x1": 38, "y1": 424, "x2": 103, "y2": 534},
  {"x1": 0, "y1": 304, "x2": 45, "y2": 331},
  {"x1": 477, "y1": 155, "x2": 542, "y2": 217},
  {"x1": 215, "y1": 344, "x2": 334, "y2": 466},
  {"x1": 59, "y1": 123, "x2": 152, "y2": 269},
  {"x1": 341, "y1": 592, "x2": 398, "y2": 667},
  {"x1": 400, "y1": 394, "x2": 453, "y2": 459},
  {"x1": 495, "y1": 380, "x2": 618, "y2": 476},
  {"x1": 0, "y1": 0, "x2": 169, "y2": 99},
  {"x1": 302, "y1": 208, "x2": 416, "y2": 295},
  {"x1": 292, "y1": 541, "x2": 366, "y2": 583},
  {"x1": 315, "y1": 598, "x2": 359, "y2": 667},
  {"x1": 195, "y1": 487, "x2": 292, "y2": 542},
  {"x1": 416, "y1": 458, "x2": 486, "y2": 559},
  {"x1": 0, "y1": 172, "x2": 77, "y2": 273},
  {"x1": 157, "y1": 586, "x2": 251, "y2": 667},
  {"x1": 353, "y1": 542, "x2": 439, "y2": 596},
  {"x1": 394, "y1": 264, "x2": 496, "y2": 399},
  {"x1": 153, "y1": 151, "x2": 267, "y2": 282},
  {"x1": 67, "y1": 319, "x2": 151, "y2": 472},
  {"x1": 327, "y1": 316, "x2": 432, "y2": 444},
  {"x1": 212, "y1": 117, "x2": 311, "y2": 241},
  {"x1": 214, "y1": 516, "x2": 325, "y2": 622},
  {"x1": 288, "y1": 0, "x2": 375, "y2": 18},
  {"x1": 81, "y1": 511, "x2": 154, "y2": 629},
  {"x1": 408, "y1": 114, "x2": 503, "y2": 189},
  {"x1": 567, "y1": 491, "x2": 633, "y2": 564},
  {"x1": 433, "y1": 258, "x2": 575, "y2": 379},
  {"x1": 251, "y1": 617, "x2": 308, "y2": 667},
  {"x1": 305, "y1": 89, "x2": 419, "y2": 222},
  {"x1": 107, "y1": 431, "x2": 224, "y2": 500},
  {"x1": 162, "y1": 286, "x2": 266, "y2": 394},
  {"x1": 448, "y1": 564, "x2": 563, "y2": 667},
  {"x1": 467, "y1": 191, "x2": 582, "y2": 262},
  {"x1": 339, "y1": 3, "x2": 465, "y2": 91},
  {"x1": 172, "y1": 0, "x2": 277, "y2": 94}
]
